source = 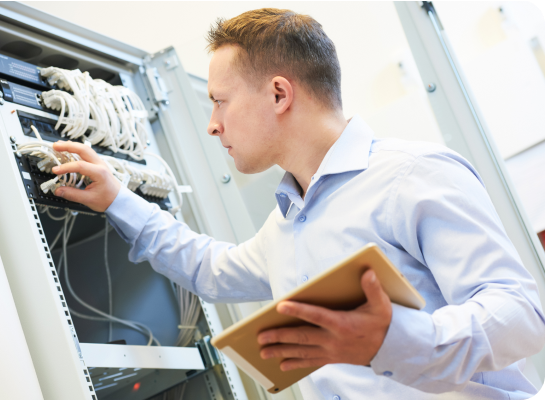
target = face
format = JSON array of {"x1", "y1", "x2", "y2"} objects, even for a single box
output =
[{"x1": 207, "y1": 46, "x2": 280, "y2": 174}]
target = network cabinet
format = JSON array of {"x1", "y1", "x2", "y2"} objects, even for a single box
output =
[{"x1": 0, "y1": 3, "x2": 287, "y2": 400}]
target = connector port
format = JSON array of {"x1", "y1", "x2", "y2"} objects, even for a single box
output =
[
  {"x1": 16, "y1": 154, "x2": 170, "y2": 213},
  {"x1": 17, "y1": 110, "x2": 147, "y2": 165}
]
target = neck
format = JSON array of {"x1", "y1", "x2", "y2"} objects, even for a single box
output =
[{"x1": 277, "y1": 109, "x2": 347, "y2": 196}]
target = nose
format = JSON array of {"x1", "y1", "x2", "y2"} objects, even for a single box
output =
[{"x1": 207, "y1": 112, "x2": 223, "y2": 137}]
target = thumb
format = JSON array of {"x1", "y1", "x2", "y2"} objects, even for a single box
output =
[
  {"x1": 360, "y1": 269, "x2": 389, "y2": 309},
  {"x1": 54, "y1": 186, "x2": 92, "y2": 207}
]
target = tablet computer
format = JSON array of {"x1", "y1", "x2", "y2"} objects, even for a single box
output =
[{"x1": 210, "y1": 243, "x2": 425, "y2": 393}]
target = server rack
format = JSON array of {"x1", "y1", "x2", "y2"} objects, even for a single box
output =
[{"x1": 0, "y1": 3, "x2": 282, "y2": 399}]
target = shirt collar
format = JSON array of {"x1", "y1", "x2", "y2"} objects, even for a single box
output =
[{"x1": 274, "y1": 115, "x2": 375, "y2": 217}]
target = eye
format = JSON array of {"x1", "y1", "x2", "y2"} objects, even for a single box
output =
[{"x1": 215, "y1": 99, "x2": 223, "y2": 106}]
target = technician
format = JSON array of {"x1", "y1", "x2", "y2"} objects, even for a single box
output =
[{"x1": 50, "y1": 8, "x2": 545, "y2": 400}]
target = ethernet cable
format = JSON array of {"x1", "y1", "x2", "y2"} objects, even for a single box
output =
[
  {"x1": 59, "y1": 213, "x2": 160, "y2": 346},
  {"x1": 17, "y1": 141, "x2": 71, "y2": 191},
  {"x1": 175, "y1": 284, "x2": 200, "y2": 347},
  {"x1": 23, "y1": 125, "x2": 193, "y2": 346},
  {"x1": 60, "y1": 214, "x2": 159, "y2": 346},
  {"x1": 19, "y1": 125, "x2": 87, "y2": 193},
  {"x1": 144, "y1": 152, "x2": 184, "y2": 215},
  {"x1": 50, "y1": 222, "x2": 114, "y2": 253},
  {"x1": 39, "y1": 205, "x2": 71, "y2": 222},
  {"x1": 51, "y1": 216, "x2": 198, "y2": 348},
  {"x1": 15, "y1": 138, "x2": 182, "y2": 207},
  {"x1": 40, "y1": 67, "x2": 149, "y2": 161}
]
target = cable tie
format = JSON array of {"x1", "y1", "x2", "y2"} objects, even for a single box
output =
[{"x1": 177, "y1": 325, "x2": 197, "y2": 330}]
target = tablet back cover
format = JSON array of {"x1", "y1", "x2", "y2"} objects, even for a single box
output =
[{"x1": 211, "y1": 243, "x2": 425, "y2": 393}]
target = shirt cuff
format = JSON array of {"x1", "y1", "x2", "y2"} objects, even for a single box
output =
[
  {"x1": 105, "y1": 185, "x2": 155, "y2": 243},
  {"x1": 370, "y1": 303, "x2": 435, "y2": 387}
]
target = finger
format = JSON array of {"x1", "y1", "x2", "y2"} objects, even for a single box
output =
[
  {"x1": 258, "y1": 326, "x2": 326, "y2": 346},
  {"x1": 279, "y1": 357, "x2": 329, "y2": 372},
  {"x1": 276, "y1": 301, "x2": 340, "y2": 330},
  {"x1": 54, "y1": 186, "x2": 97, "y2": 205},
  {"x1": 53, "y1": 141, "x2": 102, "y2": 164},
  {"x1": 51, "y1": 161, "x2": 107, "y2": 182},
  {"x1": 360, "y1": 269, "x2": 389, "y2": 309},
  {"x1": 260, "y1": 344, "x2": 323, "y2": 360}
]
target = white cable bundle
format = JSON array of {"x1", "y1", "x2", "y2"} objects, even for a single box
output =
[
  {"x1": 40, "y1": 67, "x2": 149, "y2": 161},
  {"x1": 100, "y1": 156, "x2": 143, "y2": 192},
  {"x1": 58, "y1": 213, "x2": 160, "y2": 346},
  {"x1": 17, "y1": 127, "x2": 86, "y2": 194},
  {"x1": 100, "y1": 155, "x2": 176, "y2": 200},
  {"x1": 16, "y1": 125, "x2": 184, "y2": 215},
  {"x1": 175, "y1": 285, "x2": 200, "y2": 348},
  {"x1": 139, "y1": 170, "x2": 174, "y2": 199}
]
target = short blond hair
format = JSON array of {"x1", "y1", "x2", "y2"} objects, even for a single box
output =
[{"x1": 206, "y1": 8, "x2": 342, "y2": 110}]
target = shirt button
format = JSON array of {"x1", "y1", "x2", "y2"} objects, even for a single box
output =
[
  {"x1": 302, "y1": 275, "x2": 308, "y2": 282},
  {"x1": 298, "y1": 215, "x2": 306, "y2": 222},
  {"x1": 383, "y1": 371, "x2": 393, "y2": 377},
  {"x1": 333, "y1": 396, "x2": 341, "y2": 400}
]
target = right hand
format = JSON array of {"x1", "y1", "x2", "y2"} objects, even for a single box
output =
[{"x1": 51, "y1": 141, "x2": 121, "y2": 212}]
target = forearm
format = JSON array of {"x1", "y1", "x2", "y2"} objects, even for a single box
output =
[
  {"x1": 379, "y1": 153, "x2": 545, "y2": 392},
  {"x1": 371, "y1": 285, "x2": 545, "y2": 393},
  {"x1": 106, "y1": 186, "x2": 272, "y2": 302}
]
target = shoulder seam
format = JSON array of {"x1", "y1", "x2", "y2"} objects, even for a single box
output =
[
  {"x1": 372, "y1": 145, "x2": 455, "y2": 160},
  {"x1": 385, "y1": 154, "x2": 429, "y2": 238}
]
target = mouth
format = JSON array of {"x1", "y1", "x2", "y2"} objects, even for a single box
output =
[{"x1": 222, "y1": 144, "x2": 232, "y2": 154}]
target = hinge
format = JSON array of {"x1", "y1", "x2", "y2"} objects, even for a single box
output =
[
  {"x1": 197, "y1": 335, "x2": 220, "y2": 369},
  {"x1": 141, "y1": 66, "x2": 169, "y2": 106},
  {"x1": 421, "y1": 1, "x2": 435, "y2": 15}
]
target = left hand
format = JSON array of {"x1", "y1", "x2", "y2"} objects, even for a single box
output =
[{"x1": 257, "y1": 269, "x2": 392, "y2": 371}]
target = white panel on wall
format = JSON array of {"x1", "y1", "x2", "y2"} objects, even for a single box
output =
[
  {"x1": 506, "y1": 141, "x2": 545, "y2": 233},
  {"x1": 435, "y1": 1, "x2": 545, "y2": 159}
]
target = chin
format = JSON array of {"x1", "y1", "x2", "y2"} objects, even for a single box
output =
[{"x1": 233, "y1": 157, "x2": 272, "y2": 175}]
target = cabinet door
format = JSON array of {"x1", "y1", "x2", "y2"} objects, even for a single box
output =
[{"x1": 142, "y1": 47, "x2": 255, "y2": 243}]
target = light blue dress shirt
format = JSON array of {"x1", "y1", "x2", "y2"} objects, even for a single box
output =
[{"x1": 106, "y1": 115, "x2": 545, "y2": 400}]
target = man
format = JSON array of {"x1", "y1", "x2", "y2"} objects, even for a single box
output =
[{"x1": 51, "y1": 8, "x2": 545, "y2": 400}]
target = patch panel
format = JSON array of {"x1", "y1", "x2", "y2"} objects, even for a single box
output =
[
  {"x1": 15, "y1": 152, "x2": 170, "y2": 214},
  {"x1": 17, "y1": 110, "x2": 147, "y2": 165}
]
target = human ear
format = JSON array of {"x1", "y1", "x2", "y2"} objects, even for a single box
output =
[{"x1": 270, "y1": 76, "x2": 293, "y2": 115}]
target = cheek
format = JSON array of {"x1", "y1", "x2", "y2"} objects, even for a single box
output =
[{"x1": 225, "y1": 98, "x2": 269, "y2": 135}]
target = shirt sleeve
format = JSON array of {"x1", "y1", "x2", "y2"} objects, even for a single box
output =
[
  {"x1": 370, "y1": 152, "x2": 545, "y2": 393},
  {"x1": 105, "y1": 186, "x2": 273, "y2": 303}
]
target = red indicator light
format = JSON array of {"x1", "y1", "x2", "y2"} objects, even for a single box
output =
[{"x1": 133, "y1": 382, "x2": 141, "y2": 392}]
